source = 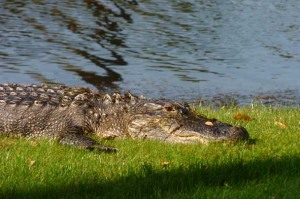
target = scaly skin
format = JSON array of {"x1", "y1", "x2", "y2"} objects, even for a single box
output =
[{"x1": 0, "y1": 83, "x2": 249, "y2": 152}]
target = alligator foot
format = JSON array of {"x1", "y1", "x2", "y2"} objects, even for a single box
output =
[{"x1": 58, "y1": 133, "x2": 117, "y2": 152}]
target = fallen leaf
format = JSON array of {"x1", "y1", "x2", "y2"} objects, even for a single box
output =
[
  {"x1": 30, "y1": 140, "x2": 38, "y2": 147},
  {"x1": 233, "y1": 113, "x2": 252, "y2": 122},
  {"x1": 205, "y1": 121, "x2": 214, "y2": 126},
  {"x1": 161, "y1": 161, "x2": 170, "y2": 167},
  {"x1": 28, "y1": 159, "x2": 36, "y2": 167},
  {"x1": 275, "y1": 121, "x2": 287, "y2": 128}
]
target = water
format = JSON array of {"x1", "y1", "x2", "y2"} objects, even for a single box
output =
[{"x1": 0, "y1": 0, "x2": 299, "y2": 105}]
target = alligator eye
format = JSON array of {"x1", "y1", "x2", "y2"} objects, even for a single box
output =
[
  {"x1": 164, "y1": 103, "x2": 176, "y2": 112},
  {"x1": 164, "y1": 106, "x2": 174, "y2": 111}
]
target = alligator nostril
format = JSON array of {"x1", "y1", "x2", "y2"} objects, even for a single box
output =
[{"x1": 229, "y1": 126, "x2": 249, "y2": 140}]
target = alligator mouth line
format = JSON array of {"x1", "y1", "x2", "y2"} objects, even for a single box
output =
[{"x1": 173, "y1": 133, "x2": 198, "y2": 138}]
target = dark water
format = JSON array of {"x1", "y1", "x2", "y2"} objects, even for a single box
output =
[{"x1": 1, "y1": 0, "x2": 299, "y2": 105}]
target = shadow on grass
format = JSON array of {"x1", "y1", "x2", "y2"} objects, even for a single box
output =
[{"x1": 2, "y1": 155, "x2": 300, "y2": 199}]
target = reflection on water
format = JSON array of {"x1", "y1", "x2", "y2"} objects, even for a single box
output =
[
  {"x1": 0, "y1": 0, "x2": 129, "y2": 91},
  {"x1": 0, "y1": 0, "x2": 299, "y2": 104}
]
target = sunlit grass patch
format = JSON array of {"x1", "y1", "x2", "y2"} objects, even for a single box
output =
[{"x1": 0, "y1": 105, "x2": 299, "y2": 199}]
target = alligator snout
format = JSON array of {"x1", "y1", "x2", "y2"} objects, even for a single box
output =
[{"x1": 226, "y1": 126, "x2": 249, "y2": 140}]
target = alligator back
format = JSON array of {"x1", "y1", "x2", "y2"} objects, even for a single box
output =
[{"x1": 0, "y1": 83, "x2": 119, "y2": 151}]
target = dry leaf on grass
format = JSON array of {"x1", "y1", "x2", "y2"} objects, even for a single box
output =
[
  {"x1": 30, "y1": 140, "x2": 38, "y2": 147},
  {"x1": 233, "y1": 113, "x2": 252, "y2": 122},
  {"x1": 161, "y1": 161, "x2": 170, "y2": 168},
  {"x1": 205, "y1": 121, "x2": 214, "y2": 126},
  {"x1": 28, "y1": 159, "x2": 36, "y2": 167},
  {"x1": 275, "y1": 121, "x2": 287, "y2": 128}
]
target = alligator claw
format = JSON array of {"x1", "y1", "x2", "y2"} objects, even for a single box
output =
[
  {"x1": 88, "y1": 145, "x2": 118, "y2": 153},
  {"x1": 58, "y1": 133, "x2": 117, "y2": 152}
]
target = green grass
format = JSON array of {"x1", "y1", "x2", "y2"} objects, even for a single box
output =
[{"x1": 0, "y1": 105, "x2": 300, "y2": 199}]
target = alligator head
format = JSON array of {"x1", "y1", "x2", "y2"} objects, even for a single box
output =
[{"x1": 127, "y1": 100, "x2": 249, "y2": 143}]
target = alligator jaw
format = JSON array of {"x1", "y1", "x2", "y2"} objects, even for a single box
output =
[
  {"x1": 127, "y1": 113, "x2": 250, "y2": 144},
  {"x1": 170, "y1": 118, "x2": 249, "y2": 143},
  {"x1": 164, "y1": 125, "x2": 249, "y2": 144}
]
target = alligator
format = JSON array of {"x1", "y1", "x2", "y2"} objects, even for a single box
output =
[{"x1": 0, "y1": 83, "x2": 249, "y2": 152}]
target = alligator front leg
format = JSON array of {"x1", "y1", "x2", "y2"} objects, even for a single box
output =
[{"x1": 58, "y1": 133, "x2": 117, "y2": 152}]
